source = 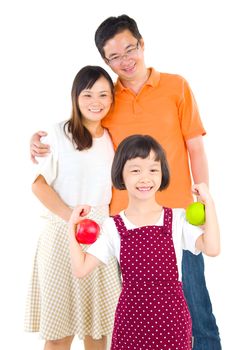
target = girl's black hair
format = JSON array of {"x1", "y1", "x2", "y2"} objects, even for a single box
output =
[
  {"x1": 64, "y1": 65, "x2": 114, "y2": 151},
  {"x1": 111, "y1": 134, "x2": 170, "y2": 191}
]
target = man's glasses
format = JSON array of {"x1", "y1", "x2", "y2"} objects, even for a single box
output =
[{"x1": 105, "y1": 41, "x2": 139, "y2": 66}]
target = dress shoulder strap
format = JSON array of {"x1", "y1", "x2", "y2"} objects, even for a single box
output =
[
  {"x1": 163, "y1": 207, "x2": 173, "y2": 234},
  {"x1": 112, "y1": 214, "x2": 128, "y2": 236}
]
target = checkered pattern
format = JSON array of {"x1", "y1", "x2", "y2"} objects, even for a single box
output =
[{"x1": 24, "y1": 206, "x2": 121, "y2": 340}]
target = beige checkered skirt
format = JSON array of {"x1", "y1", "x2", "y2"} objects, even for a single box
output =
[{"x1": 24, "y1": 206, "x2": 121, "y2": 340}]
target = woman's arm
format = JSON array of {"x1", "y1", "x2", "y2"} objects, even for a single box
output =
[
  {"x1": 32, "y1": 175, "x2": 72, "y2": 221},
  {"x1": 194, "y1": 183, "x2": 220, "y2": 256},
  {"x1": 69, "y1": 205, "x2": 102, "y2": 278}
]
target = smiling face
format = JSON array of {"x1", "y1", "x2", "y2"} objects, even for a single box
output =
[
  {"x1": 122, "y1": 151, "x2": 162, "y2": 202},
  {"x1": 78, "y1": 76, "x2": 113, "y2": 126},
  {"x1": 103, "y1": 29, "x2": 147, "y2": 83}
]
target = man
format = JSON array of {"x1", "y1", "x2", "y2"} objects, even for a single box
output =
[{"x1": 30, "y1": 14, "x2": 221, "y2": 349}]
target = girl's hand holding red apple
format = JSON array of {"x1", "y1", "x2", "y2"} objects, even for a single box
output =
[
  {"x1": 69, "y1": 205, "x2": 91, "y2": 241},
  {"x1": 75, "y1": 219, "x2": 100, "y2": 244},
  {"x1": 69, "y1": 205, "x2": 102, "y2": 277},
  {"x1": 69, "y1": 205, "x2": 100, "y2": 244}
]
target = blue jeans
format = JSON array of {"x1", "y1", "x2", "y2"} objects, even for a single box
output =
[{"x1": 182, "y1": 250, "x2": 221, "y2": 349}]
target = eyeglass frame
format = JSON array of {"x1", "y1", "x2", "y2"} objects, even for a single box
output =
[{"x1": 104, "y1": 40, "x2": 140, "y2": 66}]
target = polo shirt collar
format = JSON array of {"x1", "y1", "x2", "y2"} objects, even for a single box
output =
[{"x1": 115, "y1": 67, "x2": 160, "y2": 92}]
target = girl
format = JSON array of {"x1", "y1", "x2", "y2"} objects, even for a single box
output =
[
  {"x1": 69, "y1": 134, "x2": 220, "y2": 350},
  {"x1": 24, "y1": 66, "x2": 122, "y2": 350}
]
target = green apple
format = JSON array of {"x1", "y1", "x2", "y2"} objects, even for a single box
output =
[{"x1": 186, "y1": 202, "x2": 205, "y2": 226}]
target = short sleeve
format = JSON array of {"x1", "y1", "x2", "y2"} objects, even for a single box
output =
[
  {"x1": 181, "y1": 214, "x2": 203, "y2": 254},
  {"x1": 32, "y1": 125, "x2": 58, "y2": 185},
  {"x1": 172, "y1": 208, "x2": 203, "y2": 255},
  {"x1": 87, "y1": 217, "x2": 118, "y2": 264},
  {"x1": 178, "y1": 78, "x2": 206, "y2": 140}
]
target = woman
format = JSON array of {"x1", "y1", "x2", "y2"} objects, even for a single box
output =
[{"x1": 24, "y1": 66, "x2": 122, "y2": 350}]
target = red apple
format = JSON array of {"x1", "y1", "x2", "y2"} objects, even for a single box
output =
[{"x1": 75, "y1": 218, "x2": 100, "y2": 244}]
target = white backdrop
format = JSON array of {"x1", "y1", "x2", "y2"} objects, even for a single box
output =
[{"x1": 0, "y1": 1, "x2": 231, "y2": 349}]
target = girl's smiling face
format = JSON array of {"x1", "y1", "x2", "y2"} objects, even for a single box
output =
[{"x1": 122, "y1": 151, "x2": 162, "y2": 200}]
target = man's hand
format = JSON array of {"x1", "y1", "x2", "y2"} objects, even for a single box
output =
[{"x1": 30, "y1": 131, "x2": 50, "y2": 164}]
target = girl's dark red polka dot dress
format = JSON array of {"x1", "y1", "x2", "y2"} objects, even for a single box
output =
[{"x1": 111, "y1": 208, "x2": 192, "y2": 350}]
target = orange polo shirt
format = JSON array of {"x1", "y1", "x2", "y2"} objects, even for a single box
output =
[{"x1": 102, "y1": 68, "x2": 206, "y2": 215}]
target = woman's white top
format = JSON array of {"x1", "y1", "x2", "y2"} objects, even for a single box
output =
[
  {"x1": 33, "y1": 121, "x2": 114, "y2": 207},
  {"x1": 87, "y1": 209, "x2": 203, "y2": 281}
]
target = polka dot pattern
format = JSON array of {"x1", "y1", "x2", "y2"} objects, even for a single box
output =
[{"x1": 110, "y1": 208, "x2": 192, "y2": 349}]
